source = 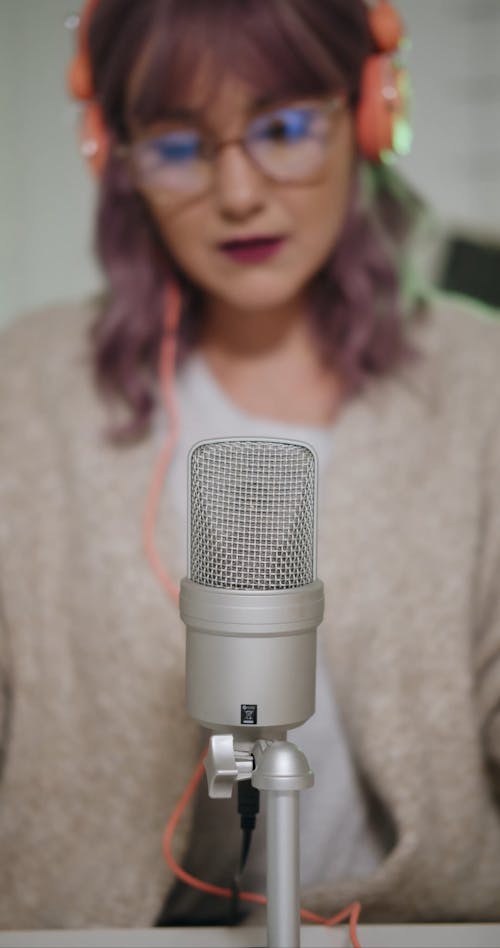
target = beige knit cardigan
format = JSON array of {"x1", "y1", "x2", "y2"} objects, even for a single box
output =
[{"x1": 0, "y1": 295, "x2": 500, "y2": 929}]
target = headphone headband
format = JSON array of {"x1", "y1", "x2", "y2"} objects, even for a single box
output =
[{"x1": 366, "y1": 0, "x2": 404, "y2": 52}]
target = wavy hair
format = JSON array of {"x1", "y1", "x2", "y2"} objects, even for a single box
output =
[{"x1": 86, "y1": 0, "x2": 428, "y2": 439}]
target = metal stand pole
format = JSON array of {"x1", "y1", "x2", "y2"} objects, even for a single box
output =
[
  {"x1": 252, "y1": 740, "x2": 314, "y2": 948},
  {"x1": 266, "y1": 789, "x2": 300, "y2": 947},
  {"x1": 204, "y1": 735, "x2": 314, "y2": 948}
]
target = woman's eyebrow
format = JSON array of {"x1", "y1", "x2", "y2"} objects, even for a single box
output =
[
  {"x1": 250, "y1": 93, "x2": 313, "y2": 113},
  {"x1": 252, "y1": 94, "x2": 284, "y2": 109},
  {"x1": 159, "y1": 106, "x2": 204, "y2": 122}
]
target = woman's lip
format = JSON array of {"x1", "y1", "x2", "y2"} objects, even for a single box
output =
[{"x1": 218, "y1": 236, "x2": 286, "y2": 264}]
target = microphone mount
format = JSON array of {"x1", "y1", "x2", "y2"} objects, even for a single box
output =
[{"x1": 205, "y1": 733, "x2": 314, "y2": 799}]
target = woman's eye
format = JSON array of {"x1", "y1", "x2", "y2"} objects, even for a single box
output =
[
  {"x1": 151, "y1": 133, "x2": 201, "y2": 163},
  {"x1": 255, "y1": 109, "x2": 313, "y2": 143}
]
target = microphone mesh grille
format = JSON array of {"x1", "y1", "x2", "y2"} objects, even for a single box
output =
[{"x1": 189, "y1": 439, "x2": 316, "y2": 590}]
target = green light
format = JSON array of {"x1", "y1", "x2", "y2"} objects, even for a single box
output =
[{"x1": 393, "y1": 118, "x2": 413, "y2": 157}]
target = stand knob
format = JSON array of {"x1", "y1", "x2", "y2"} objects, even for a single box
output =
[{"x1": 205, "y1": 734, "x2": 254, "y2": 798}]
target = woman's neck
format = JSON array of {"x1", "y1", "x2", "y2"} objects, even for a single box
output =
[{"x1": 199, "y1": 298, "x2": 344, "y2": 427}]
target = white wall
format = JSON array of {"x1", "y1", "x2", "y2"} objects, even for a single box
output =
[
  {"x1": 1, "y1": 0, "x2": 500, "y2": 329},
  {"x1": 0, "y1": 0, "x2": 102, "y2": 328},
  {"x1": 397, "y1": 0, "x2": 500, "y2": 238}
]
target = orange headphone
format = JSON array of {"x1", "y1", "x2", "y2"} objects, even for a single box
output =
[
  {"x1": 357, "y1": 1, "x2": 410, "y2": 161},
  {"x1": 67, "y1": 0, "x2": 410, "y2": 175}
]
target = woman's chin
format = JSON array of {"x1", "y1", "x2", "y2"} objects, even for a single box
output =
[{"x1": 205, "y1": 274, "x2": 309, "y2": 316}]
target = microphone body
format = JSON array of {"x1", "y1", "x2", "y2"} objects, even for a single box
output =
[
  {"x1": 181, "y1": 579, "x2": 323, "y2": 734},
  {"x1": 180, "y1": 438, "x2": 324, "y2": 739}
]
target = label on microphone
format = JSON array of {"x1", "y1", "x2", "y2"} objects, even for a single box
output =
[{"x1": 241, "y1": 704, "x2": 258, "y2": 726}]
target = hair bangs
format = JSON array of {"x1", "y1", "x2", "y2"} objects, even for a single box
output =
[{"x1": 128, "y1": 0, "x2": 349, "y2": 132}]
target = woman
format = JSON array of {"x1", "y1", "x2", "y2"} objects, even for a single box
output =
[{"x1": 1, "y1": 0, "x2": 499, "y2": 931}]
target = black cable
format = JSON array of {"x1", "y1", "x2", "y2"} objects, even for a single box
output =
[{"x1": 228, "y1": 779, "x2": 260, "y2": 925}]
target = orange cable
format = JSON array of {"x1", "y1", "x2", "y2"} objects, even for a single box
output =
[{"x1": 142, "y1": 282, "x2": 182, "y2": 606}]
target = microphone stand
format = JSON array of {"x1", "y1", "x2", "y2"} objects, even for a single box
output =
[{"x1": 206, "y1": 733, "x2": 314, "y2": 948}]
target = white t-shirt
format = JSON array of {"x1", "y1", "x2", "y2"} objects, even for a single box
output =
[{"x1": 163, "y1": 353, "x2": 386, "y2": 889}]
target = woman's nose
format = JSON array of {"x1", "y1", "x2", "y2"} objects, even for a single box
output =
[{"x1": 212, "y1": 143, "x2": 266, "y2": 219}]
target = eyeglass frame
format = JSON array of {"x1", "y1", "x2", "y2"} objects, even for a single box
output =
[{"x1": 115, "y1": 94, "x2": 347, "y2": 201}]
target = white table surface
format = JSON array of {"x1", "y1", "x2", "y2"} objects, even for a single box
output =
[{"x1": 1, "y1": 925, "x2": 500, "y2": 947}]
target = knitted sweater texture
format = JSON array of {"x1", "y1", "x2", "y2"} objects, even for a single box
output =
[{"x1": 0, "y1": 296, "x2": 500, "y2": 928}]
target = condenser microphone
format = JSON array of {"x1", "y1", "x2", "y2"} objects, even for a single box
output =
[{"x1": 180, "y1": 438, "x2": 324, "y2": 740}]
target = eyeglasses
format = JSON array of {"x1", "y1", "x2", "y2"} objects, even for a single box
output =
[{"x1": 121, "y1": 97, "x2": 345, "y2": 200}]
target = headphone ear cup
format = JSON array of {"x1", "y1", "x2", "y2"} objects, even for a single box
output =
[
  {"x1": 79, "y1": 102, "x2": 110, "y2": 177},
  {"x1": 68, "y1": 0, "x2": 110, "y2": 177},
  {"x1": 356, "y1": 54, "x2": 406, "y2": 161},
  {"x1": 67, "y1": 0, "x2": 101, "y2": 99}
]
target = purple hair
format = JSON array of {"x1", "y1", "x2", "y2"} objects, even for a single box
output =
[{"x1": 87, "y1": 0, "x2": 427, "y2": 440}]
